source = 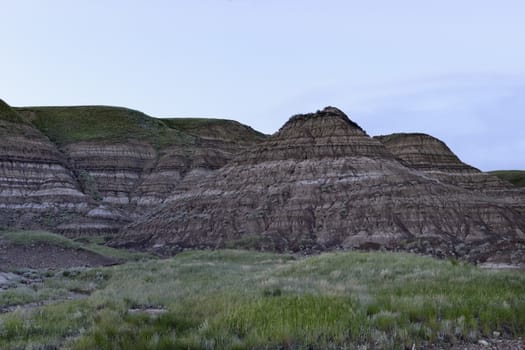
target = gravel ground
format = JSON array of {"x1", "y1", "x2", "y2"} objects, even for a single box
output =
[{"x1": 422, "y1": 338, "x2": 524, "y2": 349}]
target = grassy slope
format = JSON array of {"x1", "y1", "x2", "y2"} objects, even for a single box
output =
[
  {"x1": 14, "y1": 106, "x2": 196, "y2": 148},
  {"x1": 0, "y1": 230, "x2": 80, "y2": 249},
  {"x1": 0, "y1": 99, "x2": 27, "y2": 124},
  {"x1": 162, "y1": 117, "x2": 267, "y2": 142},
  {"x1": 1, "y1": 250, "x2": 524, "y2": 349},
  {"x1": 488, "y1": 170, "x2": 525, "y2": 187},
  {"x1": 0, "y1": 100, "x2": 34, "y2": 137},
  {"x1": 0, "y1": 230, "x2": 152, "y2": 262},
  {"x1": 14, "y1": 106, "x2": 266, "y2": 149}
]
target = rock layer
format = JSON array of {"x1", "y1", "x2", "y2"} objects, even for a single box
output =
[{"x1": 118, "y1": 107, "x2": 525, "y2": 263}]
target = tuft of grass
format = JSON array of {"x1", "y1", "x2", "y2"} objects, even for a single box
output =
[
  {"x1": 488, "y1": 170, "x2": 525, "y2": 187},
  {"x1": 222, "y1": 294, "x2": 364, "y2": 348},
  {"x1": 73, "y1": 309, "x2": 201, "y2": 350}
]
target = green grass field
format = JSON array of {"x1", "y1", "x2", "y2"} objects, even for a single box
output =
[
  {"x1": 1, "y1": 249, "x2": 524, "y2": 349},
  {"x1": 489, "y1": 170, "x2": 525, "y2": 187}
]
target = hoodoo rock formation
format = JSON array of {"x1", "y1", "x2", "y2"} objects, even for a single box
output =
[{"x1": 118, "y1": 107, "x2": 525, "y2": 263}]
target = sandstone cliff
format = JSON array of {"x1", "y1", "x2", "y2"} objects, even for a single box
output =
[{"x1": 118, "y1": 107, "x2": 525, "y2": 263}]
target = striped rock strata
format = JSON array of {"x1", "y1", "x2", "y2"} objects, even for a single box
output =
[
  {"x1": 375, "y1": 133, "x2": 525, "y2": 215},
  {"x1": 3, "y1": 104, "x2": 265, "y2": 236},
  {"x1": 118, "y1": 107, "x2": 525, "y2": 263},
  {"x1": 132, "y1": 119, "x2": 266, "y2": 207},
  {"x1": 0, "y1": 100, "x2": 126, "y2": 233}
]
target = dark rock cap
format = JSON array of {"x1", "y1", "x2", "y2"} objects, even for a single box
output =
[{"x1": 281, "y1": 106, "x2": 365, "y2": 133}]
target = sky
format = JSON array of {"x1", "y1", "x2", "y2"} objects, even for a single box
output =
[{"x1": 1, "y1": 0, "x2": 524, "y2": 171}]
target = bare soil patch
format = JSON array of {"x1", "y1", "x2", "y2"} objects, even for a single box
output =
[{"x1": 0, "y1": 241, "x2": 118, "y2": 270}]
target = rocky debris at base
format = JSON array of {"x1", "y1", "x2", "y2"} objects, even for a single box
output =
[
  {"x1": 0, "y1": 271, "x2": 21, "y2": 289},
  {"x1": 425, "y1": 338, "x2": 525, "y2": 350},
  {"x1": 128, "y1": 306, "x2": 168, "y2": 316}
]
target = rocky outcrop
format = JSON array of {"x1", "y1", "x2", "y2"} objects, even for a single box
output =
[
  {"x1": 375, "y1": 133, "x2": 503, "y2": 188},
  {"x1": 0, "y1": 100, "x2": 128, "y2": 235},
  {"x1": 132, "y1": 120, "x2": 266, "y2": 207},
  {"x1": 376, "y1": 133, "x2": 525, "y2": 214},
  {"x1": 117, "y1": 107, "x2": 525, "y2": 263},
  {"x1": 63, "y1": 141, "x2": 158, "y2": 205},
  {"x1": 0, "y1": 99, "x2": 87, "y2": 229}
]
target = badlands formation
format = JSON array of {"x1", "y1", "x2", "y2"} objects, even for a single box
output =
[{"x1": 1, "y1": 100, "x2": 524, "y2": 263}]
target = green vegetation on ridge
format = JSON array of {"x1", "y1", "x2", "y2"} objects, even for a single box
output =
[
  {"x1": 0, "y1": 99, "x2": 28, "y2": 124},
  {"x1": 13, "y1": 106, "x2": 266, "y2": 149},
  {"x1": 1, "y1": 250, "x2": 524, "y2": 349},
  {"x1": 162, "y1": 117, "x2": 267, "y2": 142},
  {"x1": 489, "y1": 170, "x2": 525, "y2": 187},
  {"x1": 15, "y1": 106, "x2": 196, "y2": 148}
]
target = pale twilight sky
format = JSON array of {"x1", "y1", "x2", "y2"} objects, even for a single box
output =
[{"x1": 1, "y1": 0, "x2": 524, "y2": 170}]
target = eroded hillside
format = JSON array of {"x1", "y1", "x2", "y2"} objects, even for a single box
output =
[
  {"x1": 1, "y1": 100, "x2": 266, "y2": 236},
  {"x1": 1, "y1": 100, "x2": 524, "y2": 263}
]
